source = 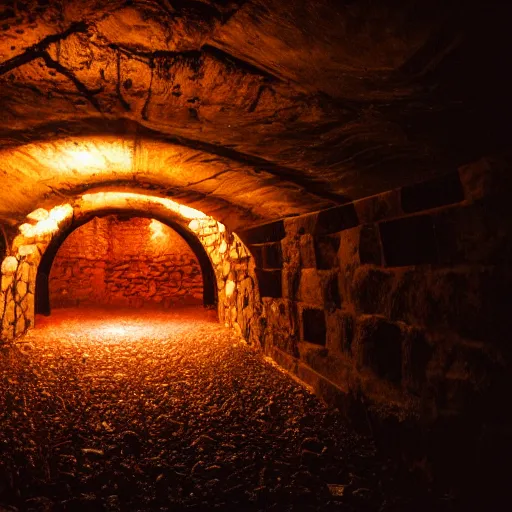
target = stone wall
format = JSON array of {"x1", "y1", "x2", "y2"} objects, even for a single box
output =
[
  {"x1": 50, "y1": 216, "x2": 203, "y2": 308},
  {"x1": 1, "y1": 247, "x2": 38, "y2": 340},
  {"x1": 238, "y1": 154, "x2": 512, "y2": 489},
  {"x1": 189, "y1": 218, "x2": 262, "y2": 345}
]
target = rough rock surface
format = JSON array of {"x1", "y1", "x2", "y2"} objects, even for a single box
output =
[
  {"x1": 0, "y1": 1, "x2": 511, "y2": 228},
  {"x1": 0, "y1": 308, "x2": 449, "y2": 511}
]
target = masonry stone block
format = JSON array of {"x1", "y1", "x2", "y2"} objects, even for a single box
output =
[
  {"x1": 282, "y1": 267, "x2": 300, "y2": 300},
  {"x1": 281, "y1": 235, "x2": 300, "y2": 267},
  {"x1": 298, "y1": 268, "x2": 323, "y2": 304},
  {"x1": 262, "y1": 299, "x2": 299, "y2": 356},
  {"x1": 327, "y1": 309, "x2": 354, "y2": 355},
  {"x1": 314, "y1": 234, "x2": 340, "y2": 269},
  {"x1": 358, "y1": 224, "x2": 382, "y2": 265},
  {"x1": 401, "y1": 325, "x2": 433, "y2": 395},
  {"x1": 434, "y1": 202, "x2": 512, "y2": 265},
  {"x1": 315, "y1": 204, "x2": 359, "y2": 235},
  {"x1": 458, "y1": 155, "x2": 512, "y2": 201},
  {"x1": 379, "y1": 214, "x2": 437, "y2": 266},
  {"x1": 338, "y1": 226, "x2": 359, "y2": 268},
  {"x1": 353, "y1": 189, "x2": 402, "y2": 224},
  {"x1": 284, "y1": 212, "x2": 318, "y2": 236},
  {"x1": 401, "y1": 172, "x2": 464, "y2": 213},
  {"x1": 326, "y1": 274, "x2": 341, "y2": 310},
  {"x1": 299, "y1": 235, "x2": 316, "y2": 268},
  {"x1": 354, "y1": 315, "x2": 403, "y2": 384},
  {"x1": 351, "y1": 265, "x2": 393, "y2": 315},
  {"x1": 301, "y1": 307, "x2": 327, "y2": 346}
]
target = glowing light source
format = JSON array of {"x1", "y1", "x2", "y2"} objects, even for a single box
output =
[
  {"x1": 188, "y1": 218, "x2": 226, "y2": 233},
  {"x1": 188, "y1": 219, "x2": 200, "y2": 231},
  {"x1": 19, "y1": 223, "x2": 36, "y2": 237},
  {"x1": 33, "y1": 218, "x2": 59, "y2": 235},
  {"x1": 27, "y1": 208, "x2": 49, "y2": 222},
  {"x1": 80, "y1": 192, "x2": 209, "y2": 221},
  {"x1": 65, "y1": 149, "x2": 100, "y2": 168},
  {"x1": 103, "y1": 326, "x2": 127, "y2": 335},
  {"x1": 18, "y1": 245, "x2": 38, "y2": 257},
  {"x1": 149, "y1": 219, "x2": 166, "y2": 241},
  {"x1": 27, "y1": 141, "x2": 133, "y2": 174},
  {"x1": 20, "y1": 204, "x2": 73, "y2": 238},
  {"x1": 1, "y1": 256, "x2": 18, "y2": 275},
  {"x1": 49, "y1": 204, "x2": 73, "y2": 223}
]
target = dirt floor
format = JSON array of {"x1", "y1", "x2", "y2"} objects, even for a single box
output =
[{"x1": 0, "y1": 308, "x2": 454, "y2": 511}]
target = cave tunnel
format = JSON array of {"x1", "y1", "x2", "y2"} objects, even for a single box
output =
[{"x1": 1, "y1": 1, "x2": 512, "y2": 510}]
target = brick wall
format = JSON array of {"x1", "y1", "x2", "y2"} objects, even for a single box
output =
[
  {"x1": 50, "y1": 216, "x2": 203, "y2": 308},
  {"x1": 238, "y1": 154, "x2": 512, "y2": 489}
]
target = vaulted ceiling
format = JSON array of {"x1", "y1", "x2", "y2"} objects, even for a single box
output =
[{"x1": 0, "y1": 0, "x2": 510, "y2": 228}]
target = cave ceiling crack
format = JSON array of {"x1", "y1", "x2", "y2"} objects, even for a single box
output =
[
  {"x1": 185, "y1": 169, "x2": 232, "y2": 187},
  {"x1": 0, "y1": 21, "x2": 89, "y2": 77},
  {"x1": 105, "y1": 41, "x2": 282, "y2": 84},
  {"x1": 39, "y1": 53, "x2": 105, "y2": 114},
  {"x1": 115, "y1": 48, "x2": 131, "y2": 112}
]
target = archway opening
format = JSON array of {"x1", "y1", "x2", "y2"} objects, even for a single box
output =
[{"x1": 35, "y1": 211, "x2": 217, "y2": 319}]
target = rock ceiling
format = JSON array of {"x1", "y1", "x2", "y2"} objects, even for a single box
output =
[{"x1": 0, "y1": 0, "x2": 510, "y2": 228}]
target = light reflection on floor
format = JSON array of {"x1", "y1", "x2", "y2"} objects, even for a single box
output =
[{"x1": 27, "y1": 306, "x2": 219, "y2": 346}]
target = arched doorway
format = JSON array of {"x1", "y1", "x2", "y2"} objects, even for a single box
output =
[{"x1": 35, "y1": 211, "x2": 217, "y2": 317}]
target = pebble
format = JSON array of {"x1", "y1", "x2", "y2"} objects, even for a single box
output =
[{"x1": 0, "y1": 308, "x2": 446, "y2": 511}]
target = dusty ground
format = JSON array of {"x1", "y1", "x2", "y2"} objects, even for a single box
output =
[{"x1": 0, "y1": 308, "x2": 451, "y2": 511}]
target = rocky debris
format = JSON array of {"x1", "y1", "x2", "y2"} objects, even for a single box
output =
[{"x1": 0, "y1": 307, "x2": 450, "y2": 511}]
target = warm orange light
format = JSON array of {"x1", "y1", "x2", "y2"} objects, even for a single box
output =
[
  {"x1": 27, "y1": 208, "x2": 49, "y2": 222},
  {"x1": 26, "y1": 140, "x2": 133, "y2": 174},
  {"x1": 19, "y1": 204, "x2": 73, "y2": 239},
  {"x1": 33, "y1": 218, "x2": 59, "y2": 235},
  {"x1": 188, "y1": 219, "x2": 200, "y2": 231},
  {"x1": 149, "y1": 219, "x2": 166, "y2": 241},
  {"x1": 49, "y1": 204, "x2": 74, "y2": 223},
  {"x1": 188, "y1": 218, "x2": 226, "y2": 233},
  {"x1": 1, "y1": 256, "x2": 17, "y2": 275},
  {"x1": 80, "y1": 192, "x2": 209, "y2": 221},
  {"x1": 19, "y1": 223, "x2": 36, "y2": 237}
]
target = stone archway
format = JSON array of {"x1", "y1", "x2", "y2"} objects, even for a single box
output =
[
  {"x1": 35, "y1": 210, "x2": 218, "y2": 317},
  {"x1": 0, "y1": 191, "x2": 262, "y2": 345}
]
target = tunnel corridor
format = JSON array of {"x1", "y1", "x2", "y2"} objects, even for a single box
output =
[{"x1": 1, "y1": 1, "x2": 512, "y2": 510}]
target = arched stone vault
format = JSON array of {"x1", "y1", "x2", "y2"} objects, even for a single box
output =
[
  {"x1": 1, "y1": 1, "x2": 511, "y2": 213},
  {"x1": 0, "y1": 136, "x2": 336, "y2": 230},
  {"x1": 36, "y1": 209, "x2": 218, "y2": 315},
  {"x1": 0, "y1": 191, "x2": 262, "y2": 345}
]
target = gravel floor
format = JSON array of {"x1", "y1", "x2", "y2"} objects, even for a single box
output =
[{"x1": 0, "y1": 308, "x2": 452, "y2": 512}]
